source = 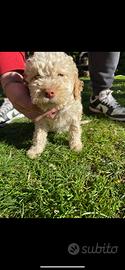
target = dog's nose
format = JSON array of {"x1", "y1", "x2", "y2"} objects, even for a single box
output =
[{"x1": 45, "y1": 89, "x2": 55, "y2": 99}]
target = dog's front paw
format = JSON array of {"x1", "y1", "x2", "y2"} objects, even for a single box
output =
[
  {"x1": 27, "y1": 147, "x2": 41, "y2": 159},
  {"x1": 70, "y1": 142, "x2": 83, "y2": 152}
]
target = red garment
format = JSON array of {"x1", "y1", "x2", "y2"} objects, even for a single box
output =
[{"x1": 0, "y1": 52, "x2": 25, "y2": 75}]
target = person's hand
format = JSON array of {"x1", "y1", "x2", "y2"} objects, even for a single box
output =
[{"x1": 0, "y1": 72, "x2": 44, "y2": 120}]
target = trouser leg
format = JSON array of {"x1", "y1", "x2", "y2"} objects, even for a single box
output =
[{"x1": 88, "y1": 52, "x2": 120, "y2": 95}]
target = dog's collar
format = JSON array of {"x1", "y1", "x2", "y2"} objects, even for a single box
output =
[{"x1": 34, "y1": 107, "x2": 60, "y2": 122}]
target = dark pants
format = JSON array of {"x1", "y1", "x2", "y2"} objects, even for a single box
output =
[{"x1": 88, "y1": 52, "x2": 120, "y2": 95}]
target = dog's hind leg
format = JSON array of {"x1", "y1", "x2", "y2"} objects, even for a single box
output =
[{"x1": 27, "y1": 124, "x2": 48, "y2": 159}]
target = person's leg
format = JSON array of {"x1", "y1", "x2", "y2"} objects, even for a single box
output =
[
  {"x1": 88, "y1": 52, "x2": 125, "y2": 121},
  {"x1": 88, "y1": 52, "x2": 120, "y2": 94}
]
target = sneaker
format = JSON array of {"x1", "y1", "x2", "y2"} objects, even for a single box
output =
[
  {"x1": 0, "y1": 98, "x2": 24, "y2": 127},
  {"x1": 89, "y1": 89, "x2": 125, "y2": 121}
]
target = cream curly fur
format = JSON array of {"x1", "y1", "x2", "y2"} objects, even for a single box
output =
[{"x1": 25, "y1": 52, "x2": 83, "y2": 159}]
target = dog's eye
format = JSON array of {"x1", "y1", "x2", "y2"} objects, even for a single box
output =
[{"x1": 58, "y1": 73, "x2": 64, "y2": 77}]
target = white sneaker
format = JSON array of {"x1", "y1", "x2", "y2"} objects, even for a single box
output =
[
  {"x1": 0, "y1": 98, "x2": 24, "y2": 126},
  {"x1": 89, "y1": 89, "x2": 125, "y2": 121}
]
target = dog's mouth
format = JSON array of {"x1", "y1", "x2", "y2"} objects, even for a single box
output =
[{"x1": 42, "y1": 96, "x2": 56, "y2": 103}]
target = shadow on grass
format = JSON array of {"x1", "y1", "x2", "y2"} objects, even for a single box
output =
[
  {"x1": 0, "y1": 121, "x2": 69, "y2": 150},
  {"x1": 0, "y1": 122, "x2": 34, "y2": 150}
]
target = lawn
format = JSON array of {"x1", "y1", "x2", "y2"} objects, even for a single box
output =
[{"x1": 0, "y1": 77, "x2": 125, "y2": 218}]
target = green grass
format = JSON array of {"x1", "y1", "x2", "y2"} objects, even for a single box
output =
[{"x1": 0, "y1": 78, "x2": 125, "y2": 218}]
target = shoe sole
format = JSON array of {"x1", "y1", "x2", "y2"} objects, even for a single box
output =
[
  {"x1": 89, "y1": 106, "x2": 125, "y2": 121},
  {"x1": 89, "y1": 106, "x2": 102, "y2": 114},
  {"x1": 6, "y1": 114, "x2": 25, "y2": 123}
]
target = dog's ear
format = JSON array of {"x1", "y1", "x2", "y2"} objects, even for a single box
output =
[{"x1": 73, "y1": 76, "x2": 84, "y2": 100}]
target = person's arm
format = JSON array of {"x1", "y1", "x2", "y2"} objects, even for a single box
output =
[
  {"x1": 1, "y1": 71, "x2": 42, "y2": 120},
  {"x1": 0, "y1": 52, "x2": 42, "y2": 120}
]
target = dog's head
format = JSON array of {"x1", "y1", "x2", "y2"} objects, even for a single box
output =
[{"x1": 24, "y1": 52, "x2": 83, "y2": 110}]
